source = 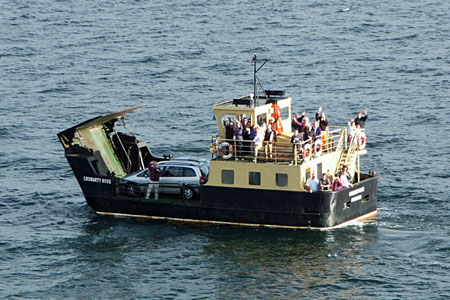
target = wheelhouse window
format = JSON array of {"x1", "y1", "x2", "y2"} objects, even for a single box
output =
[
  {"x1": 249, "y1": 172, "x2": 261, "y2": 185},
  {"x1": 257, "y1": 113, "x2": 267, "y2": 126},
  {"x1": 222, "y1": 169, "x2": 234, "y2": 184},
  {"x1": 220, "y1": 114, "x2": 236, "y2": 128},
  {"x1": 276, "y1": 173, "x2": 288, "y2": 187},
  {"x1": 280, "y1": 106, "x2": 290, "y2": 120}
]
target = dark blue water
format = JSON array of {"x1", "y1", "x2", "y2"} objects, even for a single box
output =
[{"x1": 1, "y1": 0, "x2": 449, "y2": 299}]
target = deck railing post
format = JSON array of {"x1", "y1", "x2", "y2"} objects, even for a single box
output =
[
  {"x1": 294, "y1": 145, "x2": 298, "y2": 166},
  {"x1": 274, "y1": 142, "x2": 277, "y2": 163}
]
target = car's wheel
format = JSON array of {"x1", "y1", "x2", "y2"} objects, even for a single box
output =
[
  {"x1": 127, "y1": 184, "x2": 138, "y2": 196},
  {"x1": 183, "y1": 186, "x2": 195, "y2": 200}
]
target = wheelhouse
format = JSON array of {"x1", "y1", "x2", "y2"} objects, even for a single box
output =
[{"x1": 208, "y1": 91, "x2": 366, "y2": 192}]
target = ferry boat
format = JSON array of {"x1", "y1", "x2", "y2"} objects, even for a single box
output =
[{"x1": 57, "y1": 56, "x2": 378, "y2": 229}]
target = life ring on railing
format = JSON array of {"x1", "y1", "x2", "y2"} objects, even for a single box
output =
[
  {"x1": 218, "y1": 142, "x2": 233, "y2": 159},
  {"x1": 359, "y1": 134, "x2": 367, "y2": 150},
  {"x1": 313, "y1": 140, "x2": 322, "y2": 157},
  {"x1": 303, "y1": 144, "x2": 312, "y2": 161}
]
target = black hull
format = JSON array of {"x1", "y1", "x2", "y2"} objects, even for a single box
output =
[{"x1": 80, "y1": 176, "x2": 378, "y2": 229}]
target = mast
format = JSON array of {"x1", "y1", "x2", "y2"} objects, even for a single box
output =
[
  {"x1": 253, "y1": 54, "x2": 257, "y2": 107},
  {"x1": 252, "y1": 53, "x2": 267, "y2": 107}
]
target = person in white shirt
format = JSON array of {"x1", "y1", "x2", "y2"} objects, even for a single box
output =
[
  {"x1": 306, "y1": 172, "x2": 320, "y2": 193},
  {"x1": 339, "y1": 165, "x2": 353, "y2": 188}
]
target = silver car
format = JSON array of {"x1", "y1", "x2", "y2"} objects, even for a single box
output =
[{"x1": 120, "y1": 158, "x2": 209, "y2": 200}]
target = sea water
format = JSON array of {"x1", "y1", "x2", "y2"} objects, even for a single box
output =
[{"x1": 0, "y1": 0, "x2": 449, "y2": 299}]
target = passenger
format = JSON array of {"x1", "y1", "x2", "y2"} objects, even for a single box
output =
[
  {"x1": 264, "y1": 124, "x2": 277, "y2": 160},
  {"x1": 291, "y1": 129, "x2": 303, "y2": 149},
  {"x1": 269, "y1": 118, "x2": 277, "y2": 132},
  {"x1": 315, "y1": 106, "x2": 323, "y2": 121},
  {"x1": 339, "y1": 165, "x2": 353, "y2": 188},
  {"x1": 292, "y1": 112, "x2": 306, "y2": 132},
  {"x1": 249, "y1": 124, "x2": 257, "y2": 161},
  {"x1": 249, "y1": 124, "x2": 257, "y2": 142},
  {"x1": 240, "y1": 114, "x2": 247, "y2": 126},
  {"x1": 224, "y1": 118, "x2": 235, "y2": 140},
  {"x1": 319, "y1": 173, "x2": 331, "y2": 190},
  {"x1": 355, "y1": 108, "x2": 368, "y2": 129},
  {"x1": 332, "y1": 178, "x2": 343, "y2": 191},
  {"x1": 233, "y1": 121, "x2": 244, "y2": 160},
  {"x1": 290, "y1": 129, "x2": 303, "y2": 163},
  {"x1": 326, "y1": 169, "x2": 334, "y2": 182},
  {"x1": 318, "y1": 112, "x2": 328, "y2": 131},
  {"x1": 292, "y1": 114, "x2": 300, "y2": 131},
  {"x1": 146, "y1": 160, "x2": 162, "y2": 200},
  {"x1": 253, "y1": 125, "x2": 264, "y2": 162},
  {"x1": 348, "y1": 119, "x2": 356, "y2": 144},
  {"x1": 313, "y1": 120, "x2": 322, "y2": 141},
  {"x1": 303, "y1": 118, "x2": 313, "y2": 142},
  {"x1": 306, "y1": 172, "x2": 319, "y2": 193},
  {"x1": 242, "y1": 119, "x2": 251, "y2": 159}
]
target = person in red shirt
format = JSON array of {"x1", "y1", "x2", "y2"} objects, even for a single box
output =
[
  {"x1": 146, "y1": 160, "x2": 162, "y2": 200},
  {"x1": 332, "y1": 178, "x2": 343, "y2": 191}
]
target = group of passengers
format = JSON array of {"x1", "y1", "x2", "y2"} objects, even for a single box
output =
[
  {"x1": 290, "y1": 107, "x2": 329, "y2": 153},
  {"x1": 291, "y1": 107, "x2": 369, "y2": 155},
  {"x1": 348, "y1": 108, "x2": 368, "y2": 146},
  {"x1": 224, "y1": 116, "x2": 265, "y2": 161},
  {"x1": 306, "y1": 165, "x2": 354, "y2": 193},
  {"x1": 300, "y1": 108, "x2": 368, "y2": 193},
  {"x1": 223, "y1": 106, "x2": 368, "y2": 162},
  {"x1": 224, "y1": 115, "x2": 280, "y2": 162}
]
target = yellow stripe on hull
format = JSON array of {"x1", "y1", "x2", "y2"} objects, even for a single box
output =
[{"x1": 96, "y1": 210, "x2": 378, "y2": 230}]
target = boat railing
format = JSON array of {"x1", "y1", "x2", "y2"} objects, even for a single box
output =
[{"x1": 210, "y1": 127, "x2": 346, "y2": 165}]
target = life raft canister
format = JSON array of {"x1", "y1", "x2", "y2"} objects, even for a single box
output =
[
  {"x1": 218, "y1": 142, "x2": 234, "y2": 159},
  {"x1": 321, "y1": 132, "x2": 328, "y2": 150},
  {"x1": 359, "y1": 134, "x2": 367, "y2": 150},
  {"x1": 313, "y1": 139, "x2": 322, "y2": 157},
  {"x1": 303, "y1": 143, "x2": 312, "y2": 161},
  {"x1": 271, "y1": 103, "x2": 283, "y2": 135},
  {"x1": 209, "y1": 143, "x2": 217, "y2": 154}
]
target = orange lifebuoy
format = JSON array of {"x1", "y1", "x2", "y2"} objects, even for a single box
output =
[
  {"x1": 313, "y1": 140, "x2": 322, "y2": 157},
  {"x1": 303, "y1": 144, "x2": 312, "y2": 161},
  {"x1": 218, "y1": 142, "x2": 234, "y2": 159},
  {"x1": 359, "y1": 135, "x2": 367, "y2": 150}
]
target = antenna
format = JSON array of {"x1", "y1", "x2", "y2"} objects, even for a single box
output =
[{"x1": 252, "y1": 53, "x2": 268, "y2": 107}]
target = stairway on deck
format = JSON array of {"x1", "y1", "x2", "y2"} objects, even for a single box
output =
[{"x1": 337, "y1": 150, "x2": 348, "y2": 172}]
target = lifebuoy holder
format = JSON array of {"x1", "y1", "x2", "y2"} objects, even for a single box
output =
[{"x1": 218, "y1": 142, "x2": 234, "y2": 159}]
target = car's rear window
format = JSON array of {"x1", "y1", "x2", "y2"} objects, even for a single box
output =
[
  {"x1": 185, "y1": 168, "x2": 196, "y2": 177},
  {"x1": 199, "y1": 164, "x2": 209, "y2": 177}
]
